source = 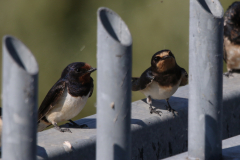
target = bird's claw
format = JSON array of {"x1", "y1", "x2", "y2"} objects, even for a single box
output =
[
  {"x1": 53, "y1": 122, "x2": 72, "y2": 133},
  {"x1": 166, "y1": 105, "x2": 178, "y2": 117},
  {"x1": 224, "y1": 71, "x2": 233, "y2": 77},
  {"x1": 60, "y1": 128, "x2": 72, "y2": 133},
  {"x1": 149, "y1": 107, "x2": 162, "y2": 116}
]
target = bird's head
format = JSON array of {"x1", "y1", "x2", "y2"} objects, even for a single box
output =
[
  {"x1": 224, "y1": 2, "x2": 240, "y2": 43},
  {"x1": 151, "y1": 50, "x2": 176, "y2": 73},
  {"x1": 224, "y1": 2, "x2": 240, "y2": 27},
  {"x1": 61, "y1": 62, "x2": 96, "y2": 84}
]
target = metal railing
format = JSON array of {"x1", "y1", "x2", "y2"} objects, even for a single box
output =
[
  {"x1": 188, "y1": 0, "x2": 224, "y2": 159},
  {"x1": 96, "y1": 7, "x2": 132, "y2": 160},
  {"x1": 2, "y1": 36, "x2": 38, "y2": 160},
  {"x1": 2, "y1": 0, "x2": 239, "y2": 160}
]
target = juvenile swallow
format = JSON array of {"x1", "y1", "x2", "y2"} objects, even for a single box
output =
[
  {"x1": 224, "y1": 2, "x2": 240, "y2": 76},
  {"x1": 132, "y1": 50, "x2": 188, "y2": 116},
  {"x1": 38, "y1": 62, "x2": 96, "y2": 133}
]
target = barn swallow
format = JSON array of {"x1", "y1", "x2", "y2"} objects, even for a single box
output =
[
  {"x1": 37, "y1": 62, "x2": 96, "y2": 133},
  {"x1": 223, "y1": 2, "x2": 240, "y2": 77},
  {"x1": 132, "y1": 50, "x2": 188, "y2": 116}
]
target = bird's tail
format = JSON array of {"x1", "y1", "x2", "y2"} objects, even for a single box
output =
[{"x1": 38, "y1": 120, "x2": 51, "y2": 132}]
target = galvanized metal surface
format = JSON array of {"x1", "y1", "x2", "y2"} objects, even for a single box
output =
[
  {"x1": 96, "y1": 7, "x2": 132, "y2": 160},
  {"x1": 34, "y1": 73, "x2": 240, "y2": 160},
  {"x1": 163, "y1": 134, "x2": 240, "y2": 160},
  {"x1": 188, "y1": 0, "x2": 224, "y2": 159},
  {"x1": 35, "y1": 94, "x2": 188, "y2": 160},
  {"x1": 1, "y1": 36, "x2": 38, "y2": 160}
]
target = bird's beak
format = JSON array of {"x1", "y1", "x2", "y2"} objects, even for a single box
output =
[
  {"x1": 87, "y1": 68, "x2": 97, "y2": 73},
  {"x1": 162, "y1": 55, "x2": 171, "y2": 60}
]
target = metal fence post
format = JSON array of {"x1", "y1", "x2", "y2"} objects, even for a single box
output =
[
  {"x1": 188, "y1": 0, "x2": 224, "y2": 160},
  {"x1": 96, "y1": 7, "x2": 132, "y2": 160},
  {"x1": 2, "y1": 36, "x2": 38, "y2": 160}
]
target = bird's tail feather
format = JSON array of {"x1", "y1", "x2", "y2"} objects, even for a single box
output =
[{"x1": 38, "y1": 120, "x2": 51, "y2": 132}]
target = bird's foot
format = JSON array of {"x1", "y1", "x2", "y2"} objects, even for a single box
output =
[
  {"x1": 68, "y1": 120, "x2": 88, "y2": 128},
  {"x1": 54, "y1": 126, "x2": 72, "y2": 133},
  {"x1": 166, "y1": 105, "x2": 178, "y2": 117},
  {"x1": 149, "y1": 107, "x2": 162, "y2": 116},
  {"x1": 53, "y1": 122, "x2": 72, "y2": 133},
  {"x1": 224, "y1": 71, "x2": 233, "y2": 77}
]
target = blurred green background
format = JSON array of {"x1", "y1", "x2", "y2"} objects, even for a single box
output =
[{"x1": 0, "y1": 0, "x2": 236, "y2": 121}]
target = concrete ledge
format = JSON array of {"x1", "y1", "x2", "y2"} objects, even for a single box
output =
[{"x1": 36, "y1": 74, "x2": 240, "y2": 160}]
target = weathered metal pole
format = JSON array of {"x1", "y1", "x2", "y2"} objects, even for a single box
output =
[
  {"x1": 96, "y1": 7, "x2": 132, "y2": 160},
  {"x1": 188, "y1": 0, "x2": 224, "y2": 160},
  {"x1": 2, "y1": 36, "x2": 38, "y2": 160}
]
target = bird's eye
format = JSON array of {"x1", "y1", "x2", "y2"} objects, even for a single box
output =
[
  {"x1": 76, "y1": 68, "x2": 80, "y2": 72},
  {"x1": 154, "y1": 57, "x2": 161, "y2": 62}
]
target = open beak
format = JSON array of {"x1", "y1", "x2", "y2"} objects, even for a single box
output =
[{"x1": 87, "y1": 68, "x2": 97, "y2": 73}]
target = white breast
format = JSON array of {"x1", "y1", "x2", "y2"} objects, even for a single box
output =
[
  {"x1": 224, "y1": 37, "x2": 240, "y2": 69},
  {"x1": 141, "y1": 80, "x2": 181, "y2": 100},
  {"x1": 46, "y1": 88, "x2": 90, "y2": 123}
]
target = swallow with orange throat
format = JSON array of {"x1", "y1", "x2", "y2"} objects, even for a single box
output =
[
  {"x1": 38, "y1": 62, "x2": 96, "y2": 133},
  {"x1": 132, "y1": 50, "x2": 188, "y2": 116},
  {"x1": 224, "y1": 2, "x2": 240, "y2": 77}
]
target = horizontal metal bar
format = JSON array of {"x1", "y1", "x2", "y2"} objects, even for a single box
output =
[
  {"x1": 33, "y1": 73, "x2": 240, "y2": 160},
  {"x1": 163, "y1": 134, "x2": 240, "y2": 160}
]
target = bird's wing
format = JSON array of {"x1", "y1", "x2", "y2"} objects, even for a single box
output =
[
  {"x1": 179, "y1": 67, "x2": 188, "y2": 86},
  {"x1": 132, "y1": 68, "x2": 155, "y2": 91},
  {"x1": 223, "y1": 44, "x2": 227, "y2": 63},
  {"x1": 88, "y1": 77, "x2": 94, "y2": 97},
  {"x1": 38, "y1": 80, "x2": 66, "y2": 122}
]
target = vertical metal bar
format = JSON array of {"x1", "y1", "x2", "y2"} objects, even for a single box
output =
[
  {"x1": 188, "y1": 0, "x2": 224, "y2": 159},
  {"x1": 2, "y1": 36, "x2": 38, "y2": 160},
  {"x1": 96, "y1": 7, "x2": 132, "y2": 160}
]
